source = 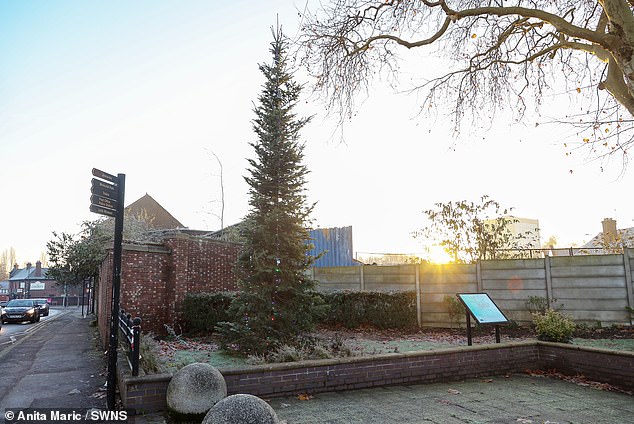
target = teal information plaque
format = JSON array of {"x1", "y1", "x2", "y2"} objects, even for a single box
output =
[{"x1": 457, "y1": 293, "x2": 509, "y2": 324}]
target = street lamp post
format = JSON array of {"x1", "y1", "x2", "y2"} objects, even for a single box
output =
[{"x1": 25, "y1": 263, "x2": 31, "y2": 299}]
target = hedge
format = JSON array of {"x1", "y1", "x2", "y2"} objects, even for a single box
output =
[
  {"x1": 180, "y1": 290, "x2": 417, "y2": 334},
  {"x1": 181, "y1": 291, "x2": 236, "y2": 333},
  {"x1": 317, "y1": 291, "x2": 417, "y2": 329}
]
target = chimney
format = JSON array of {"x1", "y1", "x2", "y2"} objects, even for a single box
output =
[
  {"x1": 26, "y1": 262, "x2": 32, "y2": 278},
  {"x1": 602, "y1": 218, "x2": 617, "y2": 243},
  {"x1": 35, "y1": 260, "x2": 42, "y2": 277}
]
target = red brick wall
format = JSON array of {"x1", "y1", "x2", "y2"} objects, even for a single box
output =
[
  {"x1": 98, "y1": 236, "x2": 241, "y2": 345},
  {"x1": 117, "y1": 341, "x2": 634, "y2": 412}
]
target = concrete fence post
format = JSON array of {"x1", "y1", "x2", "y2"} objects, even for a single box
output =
[
  {"x1": 415, "y1": 265, "x2": 422, "y2": 327},
  {"x1": 476, "y1": 261, "x2": 483, "y2": 292},
  {"x1": 623, "y1": 249, "x2": 634, "y2": 324},
  {"x1": 545, "y1": 256, "x2": 554, "y2": 306},
  {"x1": 359, "y1": 265, "x2": 365, "y2": 291}
]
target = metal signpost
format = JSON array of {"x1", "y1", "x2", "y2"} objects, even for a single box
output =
[
  {"x1": 90, "y1": 168, "x2": 125, "y2": 410},
  {"x1": 457, "y1": 293, "x2": 509, "y2": 346}
]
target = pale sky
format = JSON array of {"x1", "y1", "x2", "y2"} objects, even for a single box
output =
[{"x1": 1, "y1": 1, "x2": 633, "y2": 266}]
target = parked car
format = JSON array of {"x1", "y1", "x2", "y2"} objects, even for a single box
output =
[
  {"x1": 32, "y1": 298, "x2": 50, "y2": 316},
  {"x1": 1, "y1": 299, "x2": 40, "y2": 324}
]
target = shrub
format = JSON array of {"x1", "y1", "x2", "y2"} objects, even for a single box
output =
[
  {"x1": 532, "y1": 309, "x2": 576, "y2": 343},
  {"x1": 138, "y1": 332, "x2": 164, "y2": 374},
  {"x1": 525, "y1": 296, "x2": 550, "y2": 314},
  {"x1": 317, "y1": 291, "x2": 417, "y2": 329},
  {"x1": 183, "y1": 290, "x2": 416, "y2": 341},
  {"x1": 245, "y1": 336, "x2": 354, "y2": 365},
  {"x1": 181, "y1": 292, "x2": 236, "y2": 334},
  {"x1": 443, "y1": 295, "x2": 466, "y2": 328}
]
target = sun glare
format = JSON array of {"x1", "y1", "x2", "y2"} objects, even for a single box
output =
[{"x1": 427, "y1": 245, "x2": 452, "y2": 264}]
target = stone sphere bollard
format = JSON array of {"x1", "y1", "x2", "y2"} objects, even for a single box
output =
[
  {"x1": 202, "y1": 394, "x2": 280, "y2": 424},
  {"x1": 166, "y1": 362, "x2": 227, "y2": 415}
]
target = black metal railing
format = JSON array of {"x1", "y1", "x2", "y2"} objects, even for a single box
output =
[{"x1": 118, "y1": 310, "x2": 141, "y2": 376}]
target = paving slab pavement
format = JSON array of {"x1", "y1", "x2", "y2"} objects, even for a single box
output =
[
  {"x1": 0, "y1": 308, "x2": 107, "y2": 422},
  {"x1": 272, "y1": 374, "x2": 634, "y2": 423}
]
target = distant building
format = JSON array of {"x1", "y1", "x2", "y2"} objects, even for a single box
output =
[
  {"x1": 7, "y1": 261, "x2": 81, "y2": 303},
  {"x1": 505, "y1": 216, "x2": 541, "y2": 249},
  {"x1": 308, "y1": 226, "x2": 358, "y2": 267},
  {"x1": 207, "y1": 223, "x2": 358, "y2": 267},
  {"x1": 0, "y1": 280, "x2": 9, "y2": 301},
  {"x1": 485, "y1": 216, "x2": 541, "y2": 249},
  {"x1": 125, "y1": 193, "x2": 185, "y2": 229},
  {"x1": 582, "y1": 218, "x2": 634, "y2": 253}
]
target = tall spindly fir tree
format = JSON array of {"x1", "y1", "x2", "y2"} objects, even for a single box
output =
[{"x1": 219, "y1": 26, "x2": 317, "y2": 355}]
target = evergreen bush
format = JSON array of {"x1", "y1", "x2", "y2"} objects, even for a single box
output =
[
  {"x1": 532, "y1": 309, "x2": 576, "y2": 343},
  {"x1": 183, "y1": 289, "x2": 416, "y2": 340},
  {"x1": 443, "y1": 295, "x2": 466, "y2": 328},
  {"x1": 318, "y1": 291, "x2": 417, "y2": 329},
  {"x1": 181, "y1": 292, "x2": 236, "y2": 334},
  {"x1": 216, "y1": 27, "x2": 317, "y2": 355}
]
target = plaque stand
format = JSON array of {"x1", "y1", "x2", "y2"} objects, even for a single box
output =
[{"x1": 458, "y1": 293, "x2": 509, "y2": 346}]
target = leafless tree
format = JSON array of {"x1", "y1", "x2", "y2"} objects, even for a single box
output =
[
  {"x1": 206, "y1": 150, "x2": 225, "y2": 231},
  {"x1": 300, "y1": 0, "x2": 634, "y2": 161},
  {"x1": 0, "y1": 247, "x2": 17, "y2": 279}
]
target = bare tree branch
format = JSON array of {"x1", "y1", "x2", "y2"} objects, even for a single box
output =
[{"x1": 299, "y1": 0, "x2": 634, "y2": 160}]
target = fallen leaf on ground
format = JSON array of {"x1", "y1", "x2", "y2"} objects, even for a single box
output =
[
  {"x1": 482, "y1": 378, "x2": 493, "y2": 383},
  {"x1": 447, "y1": 389, "x2": 461, "y2": 394},
  {"x1": 525, "y1": 369, "x2": 633, "y2": 395},
  {"x1": 297, "y1": 393, "x2": 313, "y2": 401}
]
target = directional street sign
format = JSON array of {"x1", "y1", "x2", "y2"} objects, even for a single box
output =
[
  {"x1": 92, "y1": 168, "x2": 118, "y2": 184},
  {"x1": 89, "y1": 168, "x2": 126, "y2": 409},
  {"x1": 91, "y1": 178, "x2": 118, "y2": 200},
  {"x1": 90, "y1": 194, "x2": 117, "y2": 210},
  {"x1": 90, "y1": 204, "x2": 117, "y2": 218}
]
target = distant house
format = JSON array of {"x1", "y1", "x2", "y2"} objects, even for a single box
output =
[
  {"x1": 125, "y1": 193, "x2": 185, "y2": 229},
  {"x1": 582, "y1": 218, "x2": 634, "y2": 253},
  {"x1": 7, "y1": 261, "x2": 80, "y2": 303},
  {"x1": 0, "y1": 280, "x2": 9, "y2": 301}
]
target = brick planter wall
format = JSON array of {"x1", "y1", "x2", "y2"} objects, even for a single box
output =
[
  {"x1": 221, "y1": 343, "x2": 538, "y2": 397},
  {"x1": 117, "y1": 342, "x2": 634, "y2": 413},
  {"x1": 119, "y1": 341, "x2": 634, "y2": 412},
  {"x1": 538, "y1": 342, "x2": 634, "y2": 390}
]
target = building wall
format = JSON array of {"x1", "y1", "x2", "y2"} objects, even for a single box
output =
[{"x1": 98, "y1": 236, "x2": 241, "y2": 345}]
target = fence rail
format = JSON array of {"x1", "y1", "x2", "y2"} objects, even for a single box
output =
[{"x1": 118, "y1": 310, "x2": 141, "y2": 376}]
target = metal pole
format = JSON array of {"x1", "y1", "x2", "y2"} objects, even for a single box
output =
[
  {"x1": 81, "y1": 279, "x2": 86, "y2": 317},
  {"x1": 132, "y1": 317, "x2": 141, "y2": 377},
  {"x1": 107, "y1": 173, "x2": 125, "y2": 410},
  {"x1": 466, "y1": 312, "x2": 472, "y2": 346},
  {"x1": 91, "y1": 277, "x2": 96, "y2": 315}
]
